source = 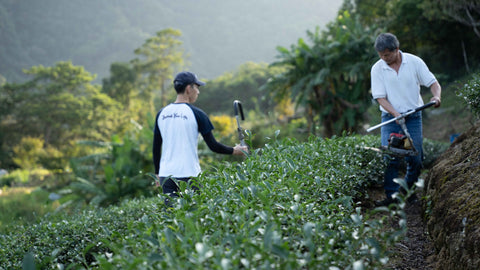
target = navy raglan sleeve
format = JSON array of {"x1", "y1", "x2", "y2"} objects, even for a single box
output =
[
  {"x1": 188, "y1": 104, "x2": 214, "y2": 135},
  {"x1": 202, "y1": 131, "x2": 234, "y2": 154},
  {"x1": 152, "y1": 111, "x2": 163, "y2": 175},
  {"x1": 188, "y1": 104, "x2": 233, "y2": 154}
]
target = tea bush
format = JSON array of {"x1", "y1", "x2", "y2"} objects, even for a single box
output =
[
  {"x1": 422, "y1": 138, "x2": 450, "y2": 169},
  {"x1": 457, "y1": 73, "x2": 480, "y2": 119},
  {"x1": 1, "y1": 134, "x2": 409, "y2": 269}
]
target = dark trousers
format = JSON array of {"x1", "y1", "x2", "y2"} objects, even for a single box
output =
[
  {"x1": 380, "y1": 111, "x2": 423, "y2": 198},
  {"x1": 160, "y1": 177, "x2": 199, "y2": 206}
]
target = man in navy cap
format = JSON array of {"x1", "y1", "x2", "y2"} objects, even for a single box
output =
[{"x1": 153, "y1": 71, "x2": 248, "y2": 206}]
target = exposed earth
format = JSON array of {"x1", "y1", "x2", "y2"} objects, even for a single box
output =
[
  {"x1": 424, "y1": 120, "x2": 480, "y2": 270},
  {"x1": 366, "y1": 120, "x2": 480, "y2": 270},
  {"x1": 367, "y1": 184, "x2": 436, "y2": 270}
]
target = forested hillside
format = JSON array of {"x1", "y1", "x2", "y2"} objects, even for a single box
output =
[{"x1": 0, "y1": 0, "x2": 341, "y2": 83}]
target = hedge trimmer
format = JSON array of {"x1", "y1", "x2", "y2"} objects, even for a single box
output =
[
  {"x1": 366, "y1": 101, "x2": 436, "y2": 157},
  {"x1": 233, "y1": 100, "x2": 247, "y2": 147}
]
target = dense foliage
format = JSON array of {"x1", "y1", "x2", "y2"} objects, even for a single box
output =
[
  {"x1": 61, "y1": 132, "x2": 154, "y2": 208},
  {"x1": 457, "y1": 73, "x2": 480, "y2": 119},
  {"x1": 195, "y1": 62, "x2": 285, "y2": 115},
  {"x1": 0, "y1": 62, "x2": 127, "y2": 169},
  {"x1": 132, "y1": 28, "x2": 186, "y2": 110},
  {"x1": 421, "y1": 0, "x2": 480, "y2": 39},
  {"x1": 0, "y1": 135, "x2": 412, "y2": 269},
  {"x1": 351, "y1": 0, "x2": 480, "y2": 80},
  {"x1": 265, "y1": 10, "x2": 379, "y2": 137},
  {"x1": 264, "y1": 0, "x2": 480, "y2": 138}
]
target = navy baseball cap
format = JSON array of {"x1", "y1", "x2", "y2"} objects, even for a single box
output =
[{"x1": 173, "y1": 71, "x2": 205, "y2": 87}]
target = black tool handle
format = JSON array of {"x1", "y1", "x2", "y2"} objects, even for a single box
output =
[
  {"x1": 233, "y1": 100, "x2": 244, "y2": 120},
  {"x1": 413, "y1": 101, "x2": 436, "y2": 113},
  {"x1": 367, "y1": 101, "x2": 437, "y2": 132}
]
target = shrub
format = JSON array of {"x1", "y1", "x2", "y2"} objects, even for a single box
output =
[
  {"x1": 0, "y1": 168, "x2": 51, "y2": 187},
  {"x1": 457, "y1": 73, "x2": 480, "y2": 119},
  {"x1": 0, "y1": 134, "x2": 407, "y2": 269},
  {"x1": 60, "y1": 133, "x2": 154, "y2": 208},
  {"x1": 210, "y1": 114, "x2": 236, "y2": 138},
  {"x1": 12, "y1": 137, "x2": 45, "y2": 170},
  {"x1": 422, "y1": 138, "x2": 450, "y2": 169}
]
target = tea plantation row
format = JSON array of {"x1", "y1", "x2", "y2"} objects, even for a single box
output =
[{"x1": 1, "y1": 135, "x2": 411, "y2": 269}]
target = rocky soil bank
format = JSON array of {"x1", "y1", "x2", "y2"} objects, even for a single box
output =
[{"x1": 424, "y1": 121, "x2": 480, "y2": 270}]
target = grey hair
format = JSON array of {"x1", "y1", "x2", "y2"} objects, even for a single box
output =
[{"x1": 374, "y1": 33, "x2": 399, "y2": 52}]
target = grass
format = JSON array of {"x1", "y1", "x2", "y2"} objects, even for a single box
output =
[{"x1": 0, "y1": 186, "x2": 59, "y2": 232}]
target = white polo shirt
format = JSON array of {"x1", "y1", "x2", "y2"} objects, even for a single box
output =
[{"x1": 371, "y1": 51, "x2": 437, "y2": 113}]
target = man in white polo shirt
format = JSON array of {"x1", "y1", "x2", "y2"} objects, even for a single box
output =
[
  {"x1": 153, "y1": 71, "x2": 248, "y2": 206},
  {"x1": 371, "y1": 33, "x2": 441, "y2": 206}
]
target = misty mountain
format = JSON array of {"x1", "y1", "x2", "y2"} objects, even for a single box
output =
[{"x1": 0, "y1": 0, "x2": 342, "y2": 83}]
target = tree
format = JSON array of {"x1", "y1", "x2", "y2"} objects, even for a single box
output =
[
  {"x1": 0, "y1": 82, "x2": 21, "y2": 167},
  {"x1": 350, "y1": 0, "x2": 480, "y2": 78},
  {"x1": 0, "y1": 61, "x2": 125, "y2": 168},
  {"x1": 419, "y1": 0, "x2": 480, "y2": 74},
  {"x1": 131, "y1": 28, "x2": 186, "y2": 113},
  {"x1": 341, "y1": 0, "x2": 389, "y2": 26},
  {"x1": 264, "y1": 10, "x2": 379, "y2": 137},
  {"x1": 195, "y1": 62, "x2": 285, "y2": 115},
  {"x1": 101, "y1": 62, "x2": 146, "y2": 125},
  {"x1": 102, "y1": 62, "x2": 137, "y2": 107},
  {"x1": 422, "y1": 0, "x2": 480, "y2": 38}
]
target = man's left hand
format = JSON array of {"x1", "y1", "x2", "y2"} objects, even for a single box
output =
[{"x1": 430, "y1": 96, "x2": 441, "y2": 107}]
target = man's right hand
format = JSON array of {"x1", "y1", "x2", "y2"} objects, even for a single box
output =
[
  {"x1": 155, "y1": 175, "x2": 161, "y2": 187},
  {"x1": 233, "y1": 145, "x2": 249, "y2": 155}
]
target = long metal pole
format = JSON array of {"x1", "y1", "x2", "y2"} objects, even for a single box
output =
[{"x1": 366, "y1": 101, "x2": 436, "y2": 132}]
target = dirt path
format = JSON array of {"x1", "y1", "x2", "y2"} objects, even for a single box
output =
[
  {"x1": 390, "y1": 200, "x2": 435, "y2": 270},
  {"x1": 367, "y1": 185, "x2": 436, "y2": 270}
]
